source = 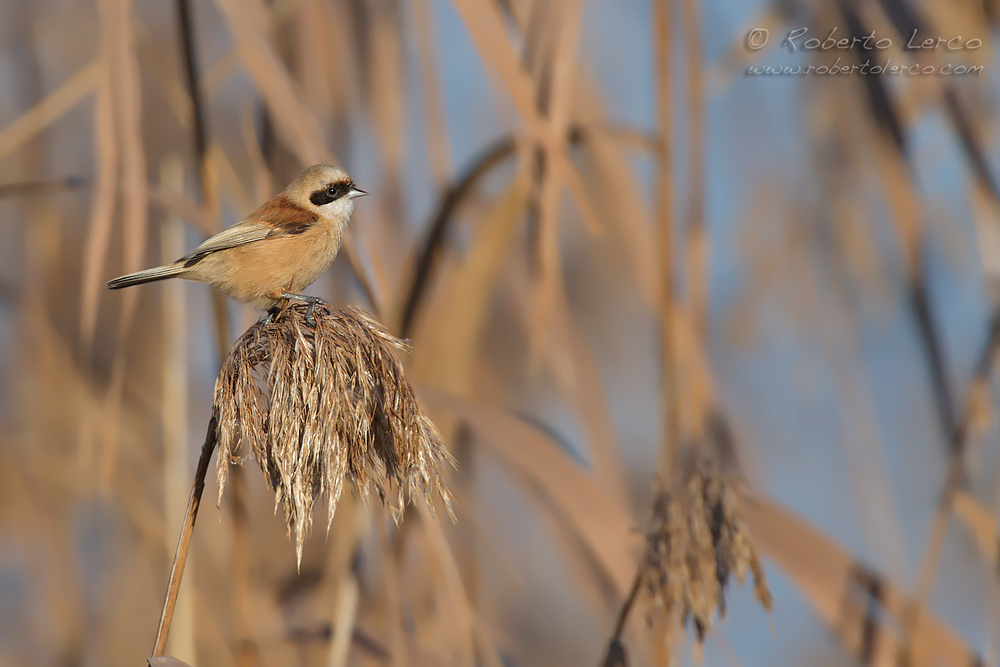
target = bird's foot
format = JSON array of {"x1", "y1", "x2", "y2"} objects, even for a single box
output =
[{"x1": 280, "y1": 293, "x2": 329, "y2": 325}]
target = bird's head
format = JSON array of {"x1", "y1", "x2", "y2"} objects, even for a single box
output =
[{"x1": 286, "y1": 164, "x2": 367, "y2": 225}]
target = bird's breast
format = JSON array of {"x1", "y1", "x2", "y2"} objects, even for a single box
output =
[{"x1": 280, "y1": 219, "x2": 343, "y2": 290}]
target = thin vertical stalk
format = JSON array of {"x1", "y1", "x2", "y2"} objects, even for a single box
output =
[
  {"x1": 327, "y1": 567, "x2": 361, "y2": 667},
  {"x1": 655, "y1": 0, "x2": 680, "y2": 478},
  {"x1": 680, "y1": 0, "x2": 706, "y2": 338},
  {"x1": 174, "y1": 0, "x2": 231, "y2": 359},
  {"x1": 173, "y1": 4, "x2": 244, "y2": 659},
  {"x1": 990, "y1": 423, "x2": 1000, "y2": 667},
  {"x1": 412, "y1": 0, "x2": 452, "y2": 189},
  {"x1": 229, "y1": 467, "x2": 252, "y2": 662},
  {"x1": 160, "y1": 155, "x2": 196, "y2": 662},
  {"x1": 899, "y1": 311, "x2": 1000, "y2": 663},
  {"x1": 152, "y1": 412, "x2": 219, "y2": 657}
]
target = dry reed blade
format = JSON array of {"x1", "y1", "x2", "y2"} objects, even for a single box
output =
[
  {"x1": 448, "y1": 0, "x2": 602, "y2": 237},
  {"x1": 208, "y1": 142, "x2": 254, "y2": 220},
  {"x1": 0, "y1": 62, "x2": 101, "y2": 161},
  {"x1": 952, "y1": 491, "x2": 1000, "y2": 566},
  {"x1": 174, "y1": 0, "x2": 233, "y2": 370},
  {"x1": 679, "y1": 0, "x2": 707, "y2": 339},
  {"x1": 295, "y1": 0, "x2": 335, "y2": 119},
  {"x1": 504, "y1": 0, "x2": 659, "y2": 305},
  {"x1": 424, "y1": 389, "x2": 639, "y2": 594},
  {"x1": 409, "y1": 173, "x2": 529, "y2": 393},
  {"x1": 654, "y1": 0, "x2": 679, "y2": 480},
  {"x1": 398, "y1": 135, "x2": 518, "y2": 337},
  {"x1": 0, "y1": 177, "x2": 88, "y2": 198},
  {"x1": 835, "y1": 1, "x2": 959, "y2": 463},
  {"x1": 328, "y1": 562, "x2": 361, "y2": 667},
  {"x1": 146, "y1": 187, "x2": 216, "y2": 237},
  {"x1": 94, "y1": 0, "x2": 149, "y2": 491},
  {"x1": 78, "y1": 61, "x2": 118, "y2": 355},
  {"x1": 412, "y1": 0, "x2": 452, "y2": 188},
  {"x1": 413, "y1": 501, "x2": 506, "y2": 667},
  {"x1": 902, "y1": 308, "x2": 1000, "y2": 661},
  {"x1": 527, "y1": 0, "x2": 584, "y2": 370},
  {"x1": 547, "y1": 301, "x2": 631, "y2": 505},
  {"x1": 241, "y1": 105, "x2": 274, "y2": 202},
  {"x1": 572, "y1": 123, "x2": 658, "y2": 304},
  {"x1": 212, "y1": 0, "x2": 325, "y2": 165},
  {"x1": 153, "y1": 412, "x2": 220, "y2": 657},
  {"x1": 745, "y1": 491, "x2": 981, "y2": 666},
  {"x1": 375, "y1": 519, "x2": 409, "y2": 667},
  {"x1": 159, "y1": 155, "x2": 196, "y2": 662},
  {"x1": 112, "y1": 0, "x2": 149, "y2": 318},
  {"x1": 365, "y1": 1, "x2": 406, "y2": 231},
  {"x1": 870, "y1": 0, "x2": 1000, "y2": 207},
  {"x1": 404, "y1": 165, "x2": 530, "y2": 626},
  {"x1": 199, "y1": 0, "x2": 304, "y2": 94},
  {"x1": 399, "y1": 124, "x2": 651, "y2": 338}
]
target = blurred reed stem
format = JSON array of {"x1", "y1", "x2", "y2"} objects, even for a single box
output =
[
  {"x1": 0, "y1": 62, "x2": 101, "y2": 162},
  {"x1": 901, "y1": 310, "x2": 1000, "y2": 661},
  {"x1": 173, "y1": 0, "x2": 231, "y2": 359},
  {"x1": 680, "y1": 0, "x2": 706, "y2": 339},
  {"x1": 607, "y1": 569, "x2": 642, "y2": 646},
  {"x1": 654, "y1": 0, "x2": 680, "y2": 479},
  {"x1": 0, "y1": 177, "x2": 88, "y2": 197},
  {"x1": 399, "y1": 123, "x2": 658, "y2": 338},
  {"x1": 153, "y1": 411, "x2": 219, "y2": 657},
  {"x1": 990, "y1": 439, "x2": 1000, "y2": 666},
  {"x1": 411, "y1": 0, "x2": 451, "y2": 189},
  {"x1": 325, "y1": 510, "x2": 365, "y2": 667},
  {"x1": 228, "y1": 467, "x2": 253, "y2": 661},
  {"x1": 160, "y1": 155, "x2": 196, "y2": 663},
  {"x1": 173, "y1": 5, "x2": 251, "y2": 659}
]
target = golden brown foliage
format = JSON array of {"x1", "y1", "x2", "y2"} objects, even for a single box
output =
[
  {"x1": 214, "y1": 302, "x2": 454, "y2": 564},
  {"x1": 4, "y1": 0, "x2": 1000, "y2": 664},
  {"x1": 641, "y1": 455, "x2": 771, "y2": 656}
]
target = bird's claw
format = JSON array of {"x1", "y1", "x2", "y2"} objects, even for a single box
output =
[{"x1": 280, "y1": 293, "x2": 328, "y2": 326}]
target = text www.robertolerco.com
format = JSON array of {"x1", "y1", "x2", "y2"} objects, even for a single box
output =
[{"x1": 747, "y1": 59, "x2": 983, "y2": 76}]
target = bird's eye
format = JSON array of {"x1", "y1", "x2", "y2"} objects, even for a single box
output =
[{"x1": 326, "y1": 186, "x2": 338, "y2": 197}]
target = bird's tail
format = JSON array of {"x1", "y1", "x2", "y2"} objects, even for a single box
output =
[{"x1": 106, "y1": 264, "x2": 185, "y2": 290}]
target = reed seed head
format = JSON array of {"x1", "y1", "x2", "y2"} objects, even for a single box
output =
[
  {"x1": 642, "y1": 455, "x2": 771, "y2": 660},
  {"x1": 214, "y1": 302, "x2": 455, "y2": 566}
]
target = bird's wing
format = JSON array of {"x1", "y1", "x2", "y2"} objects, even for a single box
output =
[
  {"x1": 177, "y1": 198, "x2": 318, "y2": 267},
  {"x1": 178, "y1": 220, "x2": 273, "y2": 267}
]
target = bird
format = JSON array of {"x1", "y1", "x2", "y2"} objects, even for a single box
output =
[{"x1": 107, "y1": 164, "x2": 366, "y2": 322}]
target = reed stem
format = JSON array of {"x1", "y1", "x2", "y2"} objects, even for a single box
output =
[{"x1": 151, "y1": 411, "x2": 219, "y2": 657}]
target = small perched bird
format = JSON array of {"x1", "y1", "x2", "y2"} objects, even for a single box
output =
[{"x1": 107, "y1": 164, "x2": 365, "y2": 320}]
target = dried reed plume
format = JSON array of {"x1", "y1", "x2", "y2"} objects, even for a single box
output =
[
  {"x1": 214, "y1": 302, "x2": 455, "y2": 564},
  {"x1": 643, "y1": 455, "x2": 771, "y2": 657},
  {"x1": 605, "y1": 455, "x2": 771, "y2": 665}
]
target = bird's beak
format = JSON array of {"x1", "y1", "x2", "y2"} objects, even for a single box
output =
[{"x1": 349, "y1": 187, "x2": 367, "y2": 198}]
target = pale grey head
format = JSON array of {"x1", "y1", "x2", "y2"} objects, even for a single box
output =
[{"x1": 286, "y1": 164, "x2": 367, "y2": 223}]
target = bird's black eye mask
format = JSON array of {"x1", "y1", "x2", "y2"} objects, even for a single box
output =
[{"x1": 309, "y1": 180, "x2": 353, "y2": 206}]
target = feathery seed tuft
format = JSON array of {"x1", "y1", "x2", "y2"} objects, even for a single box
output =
[
  {"x1": 642, "y1": 455, "x2": 771, "y2": 659},
  {"x1": 214, "y1": 302, "x2": 455, "y2": 566}
]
